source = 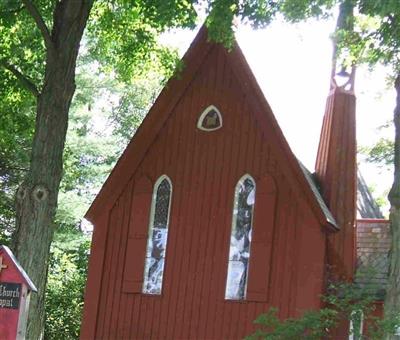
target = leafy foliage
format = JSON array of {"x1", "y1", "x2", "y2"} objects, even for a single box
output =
[
  {"x1": 280, "y1": 0, "x2": 335, "y2": 22},
  {"x1": 248, "y1": 279, "x2": 400, "y2": 340},
  {"x1": 359, "y1": 120, "x2": 394, "y2": 168},
  {"x1": 44, "y1": 225, "x2": 90, "y2": 339},
  {"x1": 0, "y1": 1, "x2": 47, "y2": 89},
  {"x1": 0, "y1": 71, "x2": 35, "y2": 244},
  {"x1": 86, "y1": 1, "x2": 193, "y2": 82},
  {"x1": 205, "y1": 0, "x2": 281, "y2": 48},
  {"x1": 356, "y1": 1, "x2": 400, "y2": 72},
  {"x1": 0, "y1": 0, "x2": 52, "y2": 246},
  {"x1": 361, "y1": 138, "x2": 394, "y2": 166},
  {"x1": 248, "y1": 307, "x2": 337, "y2": 339},
  {"x1": 109, "y1": 74, "x2": 163, "y2": 143}
]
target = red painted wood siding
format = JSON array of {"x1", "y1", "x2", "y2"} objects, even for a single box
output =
[{"x1": 91, "y1": 46, "x2": 327, "y2": 339}]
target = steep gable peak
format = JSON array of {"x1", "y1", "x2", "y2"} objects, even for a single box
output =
[{"x1": 86, "y1": 25, "x2": 336, "y2": 232}]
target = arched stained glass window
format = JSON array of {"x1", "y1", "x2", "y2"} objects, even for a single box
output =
[
  {"x1": 142, "y1": 176, "x2": 172, "y2": 294},
  {"x1": 197, "y1": 105, "x2": 222, "y2": 131},
  {"x1": 225, "y1": 175, "x2": 256, "y2": 300}
]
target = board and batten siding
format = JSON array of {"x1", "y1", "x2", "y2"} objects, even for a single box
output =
[{"x1": 91, "y1": 46, "x2": 327, "y2": 339}]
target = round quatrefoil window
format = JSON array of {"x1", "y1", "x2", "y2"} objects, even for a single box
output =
[{"x1": 197, "y1": 105, "x2": 222, "y2": 131}]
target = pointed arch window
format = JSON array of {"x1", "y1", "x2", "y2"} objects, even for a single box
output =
[
  {"x1": 225, "y1": 175, "x2": 256, "y2": 300},
  {"x1": 197, "y1": 105, "x2": 222, "y2": 131},
  {"x1": 142, "y1": 175, "x2": 172, "y2": 294}
]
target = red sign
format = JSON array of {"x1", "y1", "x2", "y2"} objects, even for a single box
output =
[{"x1": 0, "y1": 246, "x2": 37, "y2": 340}]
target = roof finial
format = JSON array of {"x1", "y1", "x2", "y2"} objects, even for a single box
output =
[{"x1": 330, "y1": 0, "x2": 356, "y2": 92}]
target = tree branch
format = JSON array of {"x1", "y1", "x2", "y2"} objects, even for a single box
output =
[
  {"x1": 21, "y1": 0, "x2": 54, "y2": 52},
  {"x1": 0, "y1": 60, "x2": 39, "y2": 97}
]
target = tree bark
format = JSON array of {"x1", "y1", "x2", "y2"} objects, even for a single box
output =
[
  {"x1": 385, "y1": 73, "x2": 400, "y2": 337},
  {"x1": 11, "y1": 1, "x2": 93, "y2": 339}
]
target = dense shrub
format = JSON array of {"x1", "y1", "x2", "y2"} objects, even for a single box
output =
[{"x1": 247, "y1": 279, "x2": 400, "y2": 340}]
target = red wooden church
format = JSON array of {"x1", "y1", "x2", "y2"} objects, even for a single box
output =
[{"x1": 80, "y1": 26, "x2": 385, "y2": 339}]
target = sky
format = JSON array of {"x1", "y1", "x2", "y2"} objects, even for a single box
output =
[{"x1": 161, "y1": 17, "x2": 395, "y2": 215}]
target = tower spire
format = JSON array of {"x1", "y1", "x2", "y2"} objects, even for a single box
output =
[{"x1": 315, "y1": 0, "x2": 357, "y2": 282}]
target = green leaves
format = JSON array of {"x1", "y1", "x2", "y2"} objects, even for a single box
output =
[
  {"x1": 280, "y1": 0, "x2": 335, "y2": 22},
  {"x1": 337, "y1": 0, "x2": 400, "y2": 73},
  {"x1": 109, "y1": 75, "x2": 162, "y2": 142},
  {"x1": 240, "y1": 0, "x2": 280, "y2": 28},
  {"x1": 360, "y1": 138, "x2": 394, "y2": 166},
  {"x1": 0, "y1": 2, "x2": 47, "y2": 91},
  {"x1": 248, "y1": 279, "x2": 400, "y2": 339},
  {"x1": 133, "y1": 0, "x2": 197, "y2": 30},
  {"x1": 0, "y1": 67, "x2": 35, "y2": 243},
  {"x1": 247, "y1": 307, "x2": 337, "y2": 339},
  {"x1": 45, "y1": 225, "x2": 90, "y2": 339},
  {"x1": 205, "y1": 0, "x2": 238, "y2": 48},
  {"x1": 86, "y1": 0, "x2": 196, "y2": 82},
  {"x1": 205, "y1": 0, "x2": 280, "y2": 48}
]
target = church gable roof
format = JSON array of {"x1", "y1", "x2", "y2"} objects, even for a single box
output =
[
  {"x1": 86, "y1": 26, "x2": 337, "y2": 231},
  {"x1": 86, "y1": 26, "x2": 214, "y2": 220},
  {"x1": 220, "y1": 36, "x2": 337, "y2": 230},
  {"x1": 0, "y1": 245, "x2": 37, "y2": 292}
]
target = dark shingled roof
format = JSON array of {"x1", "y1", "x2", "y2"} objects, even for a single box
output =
[
  {"x1": 297, "y1": 161, "x2": 337, "y2": 228},
  {"x1": 355, "y1": 220, "x2": 390, "y2": 300},
  {"x1": 357, "y1": 170, "x2": 384, "y2": 219},
  {"x1": 295, "y1": 165, "x2": 384, "y2": 230}
]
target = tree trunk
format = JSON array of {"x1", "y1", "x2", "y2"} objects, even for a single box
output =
[
  {"x1": 11, "y1": 1, "x2": 93, "y2": 339},
  {"x1": 385, "y1": 73, "x2": 400, "y2": 337}
]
